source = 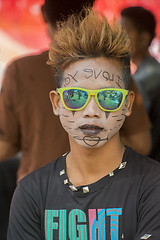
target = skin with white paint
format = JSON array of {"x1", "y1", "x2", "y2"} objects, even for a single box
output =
[{"x1": 50, "y1": 57, "x2": 134, "y2": 149}]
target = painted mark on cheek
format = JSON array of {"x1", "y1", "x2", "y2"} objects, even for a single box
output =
[
  {"x1": 62, "y1": 114, "x2": 69, "y2": 117},
  {"x1": 113, "y1": 126, "x2": 120, "y2": 130},
  {"x1": 68, "y1": 120, "x2": 75, "y2": 123},
  {"x1": 105, "y1": 112, "x2": 110, "y2": 119},
  {"x1": 63, "y1": 125, "x2": 73, "y2": 130},
  {"x1": 72, "y1": 111, "x2": 76, "y2": 116},
  {"x1": 112, "y1": 112, "x2": 125, "y2": 121},
  {"x1": 116, "y1": 119, "x2": 124, "y2": 122}
]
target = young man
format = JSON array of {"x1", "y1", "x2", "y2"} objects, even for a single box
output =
[
  {"x1": 0, "y1": 2, "x2": 151, "y2": 239},
  {"x1": 8, "y1": 8, "x2": 160, "y2": 239}
]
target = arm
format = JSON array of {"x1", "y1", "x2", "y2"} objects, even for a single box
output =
[
  {"x1": 7, "y1": 181, "x2": 41, "y2": 239},
  {"x1": 0, "y1": 140, "x2": 19, "y2": 161},
  {"x1": 120, "y1": 77, "x2": 152, "y2": 155},
  {"x1": 0, "y1": 61, "x2": 20, "y2": 160}
]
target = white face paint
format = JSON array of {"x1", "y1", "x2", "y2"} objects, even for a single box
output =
[{"x1": 56, "y1": 57, "x2": 129, "y2": 148}]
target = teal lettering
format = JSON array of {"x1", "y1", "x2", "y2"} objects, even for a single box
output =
[
  {"x1": 106, "y1": 208, "x2": 122, "y2": 240},
  {"x1": 68, "y1": 209, "x2": 87, "y2": 240},
  {"x1": 45, "y1": 210, "x2": 67, "y2": 240}
]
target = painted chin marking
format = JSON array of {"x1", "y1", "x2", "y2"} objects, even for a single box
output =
[
  {"x1": 83, "y1": 136, "x2": 101, "y2": 146},
  {"x1": 73, "y1": 136, "x2": 109, "y2": 147}
]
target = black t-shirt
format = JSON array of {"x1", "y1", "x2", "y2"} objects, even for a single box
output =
[{"x1": 7, "y1": 146, "x2": 160, "y2": 240}]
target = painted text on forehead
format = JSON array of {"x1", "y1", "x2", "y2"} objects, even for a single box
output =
[{"x1": 62, "y1": 58, "x2": 124, "y2": 89}]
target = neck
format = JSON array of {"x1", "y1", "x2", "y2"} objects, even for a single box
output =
[
  {"x1": 66, "y1": 133, "x2": 125, "y2": 187},
  {"x1": 132, "y1": 49, "x2": 150, "y2": 67}
]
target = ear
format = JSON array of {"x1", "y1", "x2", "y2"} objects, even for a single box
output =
[
  {"x1": 125, "y1": 91, "x2": 135, "y2": 117},
  {"x1": 41, "y1": 5, "x2": 49, "y2": 23},
  {"x1": 49, "y1": 90, "x2": 60, "y2": 116},
  {"x1": 141, "y1": 32, "x2": 151, "y2": 47}
]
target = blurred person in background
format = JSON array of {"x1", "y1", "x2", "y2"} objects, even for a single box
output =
[
  {"x1": 120, "y1": 6, "x2": 160, "y2": 161},
  {"x1": 121, "y1": 6, "x2": 160, "y2": 113}
]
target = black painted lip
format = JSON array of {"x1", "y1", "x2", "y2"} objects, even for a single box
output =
[
  {"x1": 79, "y1": 124, "x2": 103, "y2": 135},
  {"x1": 79, "y1": 124, "x2": 103, "y2": 130}
]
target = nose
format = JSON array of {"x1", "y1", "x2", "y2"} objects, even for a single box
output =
[{"x1": 82, "y1": 96, "x2": 101, "y2": 118}]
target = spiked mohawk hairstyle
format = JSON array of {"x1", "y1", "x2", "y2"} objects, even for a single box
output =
[{"x1": 48, "y1": 8, "x2": 131, "y2": 88}]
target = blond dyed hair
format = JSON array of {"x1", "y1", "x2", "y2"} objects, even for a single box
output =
[{"x1": 48, "y1": 8, "x2": 131, "y2": 88}]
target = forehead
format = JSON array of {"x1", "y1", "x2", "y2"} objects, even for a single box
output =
[{"x1": 62, "y1": 57, "x2": 124, "y2": 88}]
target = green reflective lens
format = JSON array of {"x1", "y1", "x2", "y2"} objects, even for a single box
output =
[
  {"x1": 98, "y1": 90, "x2": 123, "y2": 110},
  {"x1": 63, "y1": 89, "x2": 88, "y2": 109}
]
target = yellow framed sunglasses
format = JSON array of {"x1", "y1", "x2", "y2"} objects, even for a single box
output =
[{"x1": 57, "y1": 87, "x2": 129, "y2": 112}]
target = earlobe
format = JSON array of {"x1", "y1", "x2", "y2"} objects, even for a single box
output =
[
  {"x1": 49, "y1": 90, "x2": 60, "y2": 116},
  {"x1": 125, "y1": 91, "x2": 135, "y2": 117}
]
